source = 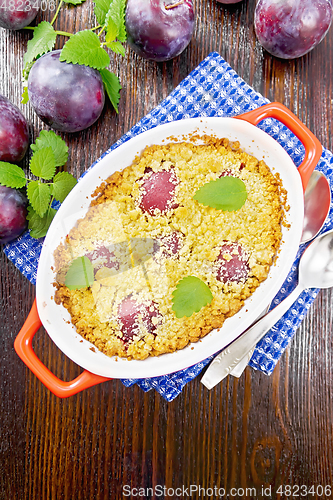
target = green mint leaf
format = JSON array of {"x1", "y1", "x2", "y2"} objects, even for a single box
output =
[
  {"x1": 31, "y1": 130, "x2": 68, "y2": 167},
  {"x1": 105, "y1": 20, "x2": 118, "y2": 43},
  {"x1": 23, "y1": 21, "x2": 57, "y2": 67},
  {"x1": 193, "y1": 176, "x2": 247, "y2": 211},
  {"x1": 105, "y1": 0, "x2": 127, "y2": 42},
  {"x1": 65, "y1": 256, "x2": 94, "y2": 290},
  {"x1": 63, "y1": 0, "x2": 86, "y2": 4},
  {"x1": 22, "y1": 60, "x2": 35, "y2": 86},
  {"x1": 27, "y1": 205, "x2": 57, "y2": 239},
  {"x1": 50, "y1": 171, "x2": 77, "y2": 202},
  {"x1": 0, "y1": 162, "x2": 27, "y2": 189},
  {"x1": 114, "y1": 0, "x2": 127, "y2": 42},
  {"x1": 106, "y1": 40, "x2": 125, "y2": 57},
  {"x1": 60, "y1": 30, "x2": 110, "y2": 70},
  {"x1": 30, "y1": 147, "x2": 56, "y2": 180},
  {"x1": 22, "y1": 60, "x2": 36, "y2": 98},
  {"x1": 27, "y1": 181, "x2": 51, "y2": 217},
  {"x1": 21, "y1": 86, "x2": 29, "y2": 104},
  {"x1": 94, "y1": 0, "x2": 112, "y2": 25},
  {"x1": 99, "y1": 68, "x2": 121, "y2": 113},
  {"x1": 172, "y1": 276, "x2": 213, "y2": 318}
]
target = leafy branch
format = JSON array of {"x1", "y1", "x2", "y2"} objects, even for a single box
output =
[
  {"x1": 22, "y1": 0, "x2": 127, "y2": 112},
  {"x1": 0, "y1": 131, "x2": 77, "y2": 238}
]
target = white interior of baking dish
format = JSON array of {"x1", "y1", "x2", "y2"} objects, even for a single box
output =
[{"x1": 36, "y1": 117, "x2": 304, "y2": 378}]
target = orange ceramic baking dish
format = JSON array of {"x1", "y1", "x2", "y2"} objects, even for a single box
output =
[{"x1": 14, "y1": 103, "x2": 322, "y2": 397}]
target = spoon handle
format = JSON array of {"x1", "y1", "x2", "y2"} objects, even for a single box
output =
[
  {"x1": 201, "y1": 283, "x2": 304, "y2": 389},
  {"x1": 229, "y1": 302, "x2": 271, "y2": 377}
]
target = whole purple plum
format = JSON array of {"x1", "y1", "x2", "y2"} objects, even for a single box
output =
[
  {"x1": 0, "y1": 95, "x2": 29, "y2": 163},
  {"x1": 125, "y1": 0, "x2": 195, "y2": 62},
  {"x1": 254, "y1": 0, "x2": 333, "y2": 59},
  {"x1": 27, "y1": 50, "x2": 105, "y2": 133},
  {"x1": 0, "y1": 185, "x2": 28, "y2": 244},
  {"x1": 0, "y1": 0, "x2": 40, "y2": 30}
]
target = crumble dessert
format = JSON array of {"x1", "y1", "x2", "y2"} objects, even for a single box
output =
[{"x1": 53, "y1": 137, "x2": 286, "y2": 360}]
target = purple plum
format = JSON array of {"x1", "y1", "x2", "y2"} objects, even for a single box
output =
[
  {"x1": 28, "y1": 50, "x2": 105, "y2": 133},
  {"x1": 254, "y1": 0, "x2": 333, "y2": 59},
  {"x1": 0, "y1": 185, "x2": 28, "y2": 244},
  {"x1": 0, "y1": 95, "x2": 29, "y2": 163},
  {"x1": 0, "y1": 0, "x2": 40, "y2": 30},
  {"x1": 125, "y1": 0, "x2": 195, "y2": 62}
]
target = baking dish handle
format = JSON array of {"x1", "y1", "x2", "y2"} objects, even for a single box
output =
[
  {"x1": 236, "y1": 102, "x2": 322, "y2": 191},
  {"x1": 14, "y1": 299, "x2": 110, "y2": 398}
]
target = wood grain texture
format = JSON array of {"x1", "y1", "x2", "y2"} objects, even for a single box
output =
[{"x1": 1, "y1": 0, "x2": 333, "y2": 499}]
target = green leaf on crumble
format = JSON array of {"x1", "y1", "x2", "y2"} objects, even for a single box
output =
[
  {"x1": 193, "y1": 176, "x2": 247, "y2": 211},
  {"x1": 65, "y1": 256, "x2": 94, "y2": 290},
  {"x1": 31, "y1": 130, "x2": 68, "y2": 167},
  {"x1": 23, "y1": 21, "x2": 57, "y2": 67},
  {"x1": 50, "y1": 171, "x2": 77, "y2": 202},
  {"x1": 27, "y1": 181, "x2": 51, "y2": 217},
  {"x1": 60, "y1": 30, "x2": 110, "y2": 70},
  {"x1": 172, "y1": 276, "x2": 213, "y2": 318},
  {"x1": 0, "y1": 162, "x2": 27, "y2": 189},
  {"x1": 99, "y1": 68, "x2": 121, "y2": 113},
  {"x1": 29, "y1": 147, "x2": 56, "y2": 180}
]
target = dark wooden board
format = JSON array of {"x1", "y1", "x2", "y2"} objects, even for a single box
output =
[{"x1": 1, "y1": 1, "x2": 333, "y2": 498}]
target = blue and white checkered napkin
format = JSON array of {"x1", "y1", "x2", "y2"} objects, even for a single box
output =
[{"x1": 5, "y1": 52, "x2": 333, "y2": 401}]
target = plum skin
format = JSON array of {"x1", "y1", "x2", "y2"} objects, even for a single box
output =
[
  {"x1": 0, "y1": 0, "x2": 40, "y2": 30},
  {"x1": 215, "y1": 242, "x2": 249, "y2": 284},
  {"x1": 28, "y1": 50, "x2": 105, "y2": 133},
  {"x1": 125, "y1": 0, "x2": 195, "y2": 62},
  {"x1": 0, "y1": 185, "x2": 28, "y2": 244},
  {"x1": 254, "y1": 0, "x2": 333, "y2": 59},
  {"x1": 139, "y1": 169, "x2": 178, "y2": 214},
  {"x1": 0, "y1": 95, "x2": 29, "y2": 163},
  {"x1": 118, "y1": 296, "x2": 161, "y2": 342}
]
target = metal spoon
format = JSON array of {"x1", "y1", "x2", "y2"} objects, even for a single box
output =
[
  {"x1": 201, "y1": 228, "x2": 333, "y2": 389},
  {"x1": 227, "y1": 171, "x2": 331, "y2": 378},
  {"x1": 202, "y1": 171, "x2": 331, "y2": 386},
  {"x1": 302, "y1": 170, "x2": 331, "y2": 243}
]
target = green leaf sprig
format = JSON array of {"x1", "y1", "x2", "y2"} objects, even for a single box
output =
[
  {"x1": 193, "y1": 176, "x2": 248, "y2": 211},
  {"x1": 0, "y1": 130, "x2": 77, "y2": 239},
  {"x1": 172, "y1": 276, "x2": 213, "y2": 318},
  {"x1": 22, "y1": 0, "x2": 126, "y2": 112}
]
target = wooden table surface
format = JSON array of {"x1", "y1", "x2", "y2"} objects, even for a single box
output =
[{"x1": 1, "y1": 1, "x2": 333, "y2": 499}]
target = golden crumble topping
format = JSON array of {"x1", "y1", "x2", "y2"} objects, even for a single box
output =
[{"x1": 53, "y1": 138, "x2": 286, "y2": 360}]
